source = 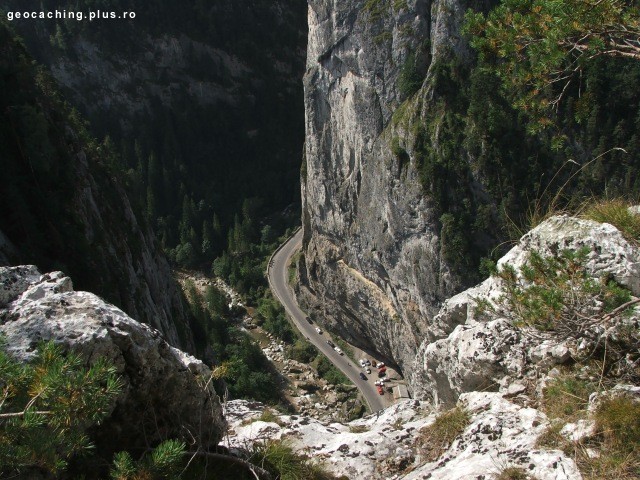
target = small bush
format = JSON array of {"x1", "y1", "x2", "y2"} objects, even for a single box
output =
[
  {"x1": 250, "y1": 440, "x2": 333, "y2": 480},
  {"x1": 0, "y1": 340, "x2": 122, "y2": 476},
  {"x1": 583, "y1": 198, "x2": 640, "y2": 243},
  {"x1": 287, "y1": 339, "x2": 318, "y2": 363},
  {"x1": 497, "y1": 247, "x2": 632, "y2": 335},
  {"x1": 418, "y1": 406, "x2": 470, "y2": 461}
]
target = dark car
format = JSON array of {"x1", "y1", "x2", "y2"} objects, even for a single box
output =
[
  {"x1": 326, "y1": 340, "x2": 336, "y2": 348},
  {"x1": 306, "y1": 316, "x2": 313, "y2": 324},
  {"x1": 359, "y1": 372, "x2": 367, "y2": 381}
]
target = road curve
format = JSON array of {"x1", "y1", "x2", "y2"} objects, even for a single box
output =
[{"x1": 267, "y1": 229, "x2": 386, "y2": 412}]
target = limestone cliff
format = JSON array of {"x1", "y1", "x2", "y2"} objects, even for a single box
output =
[
  {"x1": 0, "y1": 25, "x2": 192, "y2": 349},
  {"x1": 300, "y1": 0, "x2": 640, "y2": 395},
  {"x1": 300, "y1": 0, "x2": 475, "y2": 381}
]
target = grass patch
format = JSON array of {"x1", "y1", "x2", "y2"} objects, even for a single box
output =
[
  {"x1": 495, "y1": 466, "x2": 533, "y2": 480},
  {"x1": 250, "y1": 440, "x2": 334, "y2": 480},
  {"x1": 349, "y1": 424, "x2": 370, "y2": 433},
  {"x1": 570, "y1": 394, "x2": 640, "y2": 480},
  {"x1": 541, "y1": 374, "x2": 597, "y2": 422},
  {"x1": 288, "y1": 251, "x2": 301, "y2": 285},
  {"x1": 332, "y1": 336, "x2": 356, "y2": 363},
  {"x1": 537, "y1": 374, "x2": 640, "y2": 480},
  {"x1": 582, "y1": 198, "x2": 640, "y2": 243},
  {"x1": 258, "y1": 409, "x2": 281, "y2": 425},
  {"x1": 418, "y1": 406, "x2": 470, "y2": 461},
  {"x1": 594, "y1": 395, "x2": 640, "y2": 455}
]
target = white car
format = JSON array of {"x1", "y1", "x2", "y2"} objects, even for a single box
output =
[
  {"x1": 315, "y1": 327, "x2": 322, "y2": 334},
  {"x1": 365, "y1": 367, "x2": 371, "y2": 374},
  {"x1": 334, "y1": 347, "x2": 344, "y2": 355},
  {"x1": 359, "y1": 359, "x2": 367, "y2": 367}
]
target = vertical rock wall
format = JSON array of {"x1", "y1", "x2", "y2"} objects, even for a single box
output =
[{"x1": 300, "y1": 0, "x2": 475, "y2": 380}]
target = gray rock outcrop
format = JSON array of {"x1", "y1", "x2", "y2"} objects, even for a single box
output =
[
  {"x1": 410, "y1": 214, "x2": 640, "y2": 404},
  {"x1": 0, "y1": 266, "x2": 226, "y2": 454},
  {"x1": 225, "y1": 395, "x2": 581, "y2": 480}
]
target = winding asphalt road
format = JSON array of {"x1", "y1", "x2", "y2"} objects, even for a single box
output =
[{"x1": 267, "y1": 229, "x2": 386, "y2": 412}]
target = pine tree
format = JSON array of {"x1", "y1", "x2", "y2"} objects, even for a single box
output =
[{"x1": 0, "y1": 340, "x2": 122, "y2": 476}]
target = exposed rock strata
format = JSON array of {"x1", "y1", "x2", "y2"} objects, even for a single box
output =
[
  {"x1": 0, "y1": 266, "x2": 225, "y2": 454},
  {"x1": 300, "y1": 0, "x2": 450, "y2": 381}
]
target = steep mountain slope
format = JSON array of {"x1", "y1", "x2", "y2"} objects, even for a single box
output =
[
  {"x1": 3, "y1": 0, "x2": 307, "y2": 266},
  {"x1": 0, "y1": 25, "x2": 192, "y2": 349},
  {"x1": 299, "y1": 0, "x2": 640, "y2": 389}
]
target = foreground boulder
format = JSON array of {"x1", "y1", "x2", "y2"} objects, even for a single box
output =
[
  {"x1": 410, "y1": 214, "x2": 640, "y2": 404},
  {"x1": 0, "y1": 266, "x2": 226, "y2": 454}
]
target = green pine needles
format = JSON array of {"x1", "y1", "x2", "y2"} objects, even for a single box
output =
[
  {"x1": 0, "y1": 340, "x2": 123, "y2": 475},
  {"x1": 496, "y1": 247, "x2": 632, "y2": 334},
  {"x1": 110, "y1": 439, "x2": 186, "y2": 480}
]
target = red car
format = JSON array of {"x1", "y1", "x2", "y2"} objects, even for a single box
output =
[{"x1": 376, "y1": 385, "x2": 384, "y2": 395}]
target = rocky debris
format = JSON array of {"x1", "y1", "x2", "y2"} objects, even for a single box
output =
[
  {"x1": 260, "y1": 333, "x2": 365, "y2": 421},
  {"x1": 224, "y1": 393, "x2": 581, "y2": 480},
  {"x1": 410, "y1": 215, "x2": 640, "y2": 404},
  {"x1": 0, "y1": 266, "x2": 226, "y2": 454}
]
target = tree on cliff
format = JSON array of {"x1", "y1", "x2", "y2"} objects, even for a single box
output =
[
  {"x1": 0, "y1": 341, "x2": 122, "y2": 475},
  {"x1": 465, "y1": 0, "x2": 640, "y2": 129}
]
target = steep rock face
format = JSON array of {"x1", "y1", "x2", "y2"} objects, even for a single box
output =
[
  {"x1": 300, "y1": 0, "x2": 473, "y2": 376},
  {"x1": 6, "y1": 1, "x2": 307, "y2": 227},
  {"x1": 0, "y1": 266, "x2": 225, "y2": 454},
  {"x1": 0, "y1": 26, "x2": 191, "y2": 349}
]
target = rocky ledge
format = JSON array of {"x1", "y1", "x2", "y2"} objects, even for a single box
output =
[
  {"x1": 224, "y1": 394, "x2": 581, "y2": 479},
  {"x1": 0, "y1": 265, "x2": 226, "y2": 454}
]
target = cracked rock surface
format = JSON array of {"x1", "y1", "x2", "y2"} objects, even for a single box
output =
[
  {"x1": 0, "y1": 265, "x2": 226, "y2": 454},
  {"x1": 225, "y1": 394, "x2": 581, "y2": 479}
]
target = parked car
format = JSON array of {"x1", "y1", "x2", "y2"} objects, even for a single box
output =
[
  {"x1": 334, "y1": 347, "x2": 343, "y2": 355},
  {"x1": 359, "y1": 359, "x2": 366, "y2": 367},
  {"x1": 378, "y1": 371, "x2": 386, "y2": 378},
  {"x1": 376, "y1": 385, "x2": 384, "y2": 395},
  {"x1": 364, "y1": 359, "x2": 371, "y2": 366},
  {"x1": 306, "y1": 317, "x2": 313, "y2": 324},
  {"x1": 326, "y1": 340, "x2": 335, "y2": 348},
  {"x1": 372, "y1": 361, "x2": 377, "y2": 367},
  {"x1": 359, "y1": 372, "x2": 367, "y2": 380},
  {"x1": 365, "y1": 367, "x2": 371, "y2": 374},
  {"x1": 315, "y1": 327, "x2": 322, "y2": 334}
]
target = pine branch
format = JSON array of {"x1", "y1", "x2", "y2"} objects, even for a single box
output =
[{"x1": 0, "y1": 410, "x2": 53, "y2": 420}]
